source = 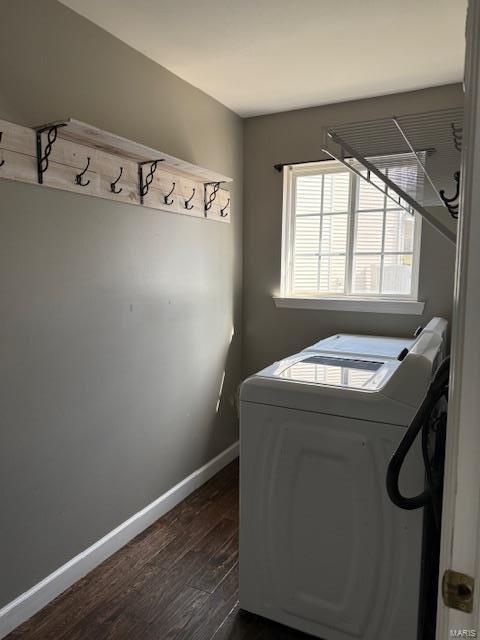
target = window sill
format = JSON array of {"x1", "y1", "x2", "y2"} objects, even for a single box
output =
[{"x1": 273, "y1": 296, "x2": 425, "y2": 315}]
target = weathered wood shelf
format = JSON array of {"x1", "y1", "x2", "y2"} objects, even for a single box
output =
[
  {"x1": 0, "y1": 117, "x2": 232, "y2": 223},
  {"x1": 41, "y1": 118, "x2": 232, "y2": 183}
]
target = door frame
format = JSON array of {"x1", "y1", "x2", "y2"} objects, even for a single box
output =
[{"x1": 436, "y1": 0, "x2": 480, "y2": 637}]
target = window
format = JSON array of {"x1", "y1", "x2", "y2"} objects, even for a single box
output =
[{"x1": 279, "y1": 161, "x2": 422, "y2": 312}]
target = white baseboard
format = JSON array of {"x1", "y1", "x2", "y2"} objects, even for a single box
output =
[{"x1": 0, "y1": 441, "x2": 239, "y2": 639}]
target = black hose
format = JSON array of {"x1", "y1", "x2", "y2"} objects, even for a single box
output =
[{"x1": 386, "y1": 357, "x2": 450, "y2": 513}]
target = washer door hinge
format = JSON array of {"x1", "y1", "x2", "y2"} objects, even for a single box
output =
[{"x1": 442, "y1": 569, "x2": 474, "y2": 613}]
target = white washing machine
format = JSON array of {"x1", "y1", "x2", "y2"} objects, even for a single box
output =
[{"x1": 239, "y1": 318, "x2": 447, "y2": 640}]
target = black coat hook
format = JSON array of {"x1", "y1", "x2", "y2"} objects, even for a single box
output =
[
  {"x1": 0, "y1": 132, "x2": 5, "y2": 167},
  {"x1": 220, "y1": 198, "x2": 230, "y2": 217},
  {"x1": 439, "y1": 171, "x2": 460, "y2": 219},
  {"x1": 164, "y1": 182, "x2": 176, "y2": 205},
  {"x1": 185, "y1": 187, "x2": 196, "y2": 210},
  {"x1": 111, "y1": 167, "x2": 123, "y2": 194},
  {"x1": 75, "y1": 157, "x2": 91, "y2": 187}
]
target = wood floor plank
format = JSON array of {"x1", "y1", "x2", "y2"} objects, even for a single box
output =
[
  {"x1": 87, "y1": 612, "x2": 158, "y2": 640},
  {"x1": 124, "y1": 575, "x2": 209, "y2": 637},
  {"x1": 175, "y1": 563, "x2": 239, "y2": 640},
  {"x1": 160, "y1": 487, "x2": 232, "y2": 534},
  {"x1": 188, "y1": 528, "x2": 239, "y2": 593},
  {"x1": 186, "y1": 465, "x2": 237, "y2": 508},
  {"x1": 6, "y1": 460, "x2": 314, "y2": 640},
  {"x1": 190, "y1": 518, "x2": 238, "y2": 556},
  {"x1": 149, "y1": 508, "x2": 237, "y2": 574},
  {"x1": 48, "y1": 580, "x2": 137, "y2": 640},
  {"x1": 210, "y1": 602, "x2": 267, "y2": 640},
  {"x1": 11, "y1": 520, "x2": 177, "y2": 640}
]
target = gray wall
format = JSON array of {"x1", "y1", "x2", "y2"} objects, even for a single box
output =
[
  {"x1": 0, "y1": 0, "x2": 242, "y2": 607},
  {"x1": 243, "y1": 85, "x2": 463, "y2": 375}
]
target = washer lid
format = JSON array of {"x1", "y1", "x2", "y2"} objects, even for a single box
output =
[
  {"x1": 303, "y1": 317, "x2": 447, "y2": 360},
  {"x1": 305, "y1": 333, "x2": 415, "y2": 359}
]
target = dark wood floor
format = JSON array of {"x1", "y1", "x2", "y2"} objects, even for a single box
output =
[{"x1": 8, "y1": 460, "x2": 312, "y2": 639}]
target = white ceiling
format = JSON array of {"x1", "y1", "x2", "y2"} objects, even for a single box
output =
[{"x1": 59, "y1": 0, "x2": 467, "y2": 117}]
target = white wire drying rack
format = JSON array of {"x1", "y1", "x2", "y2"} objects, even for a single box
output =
[{"x1": 322, "y1": 107, "x2": 463, "y2": 244}]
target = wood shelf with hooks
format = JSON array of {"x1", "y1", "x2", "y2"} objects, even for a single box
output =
[{"x1": 0, "y1": 117, "x2": 232, "y2": 223}]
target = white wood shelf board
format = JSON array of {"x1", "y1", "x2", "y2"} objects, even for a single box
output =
[{"x1": 35, "y1": 118, "x2": 232, "y2": 185}]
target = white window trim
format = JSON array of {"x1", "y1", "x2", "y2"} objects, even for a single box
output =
[
  {"x1": 278, "y1": 161, "x2": 424, "y2": 314},
  {"x1": 273, "y1": 295, "x2": 425, "y2": 315}
]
